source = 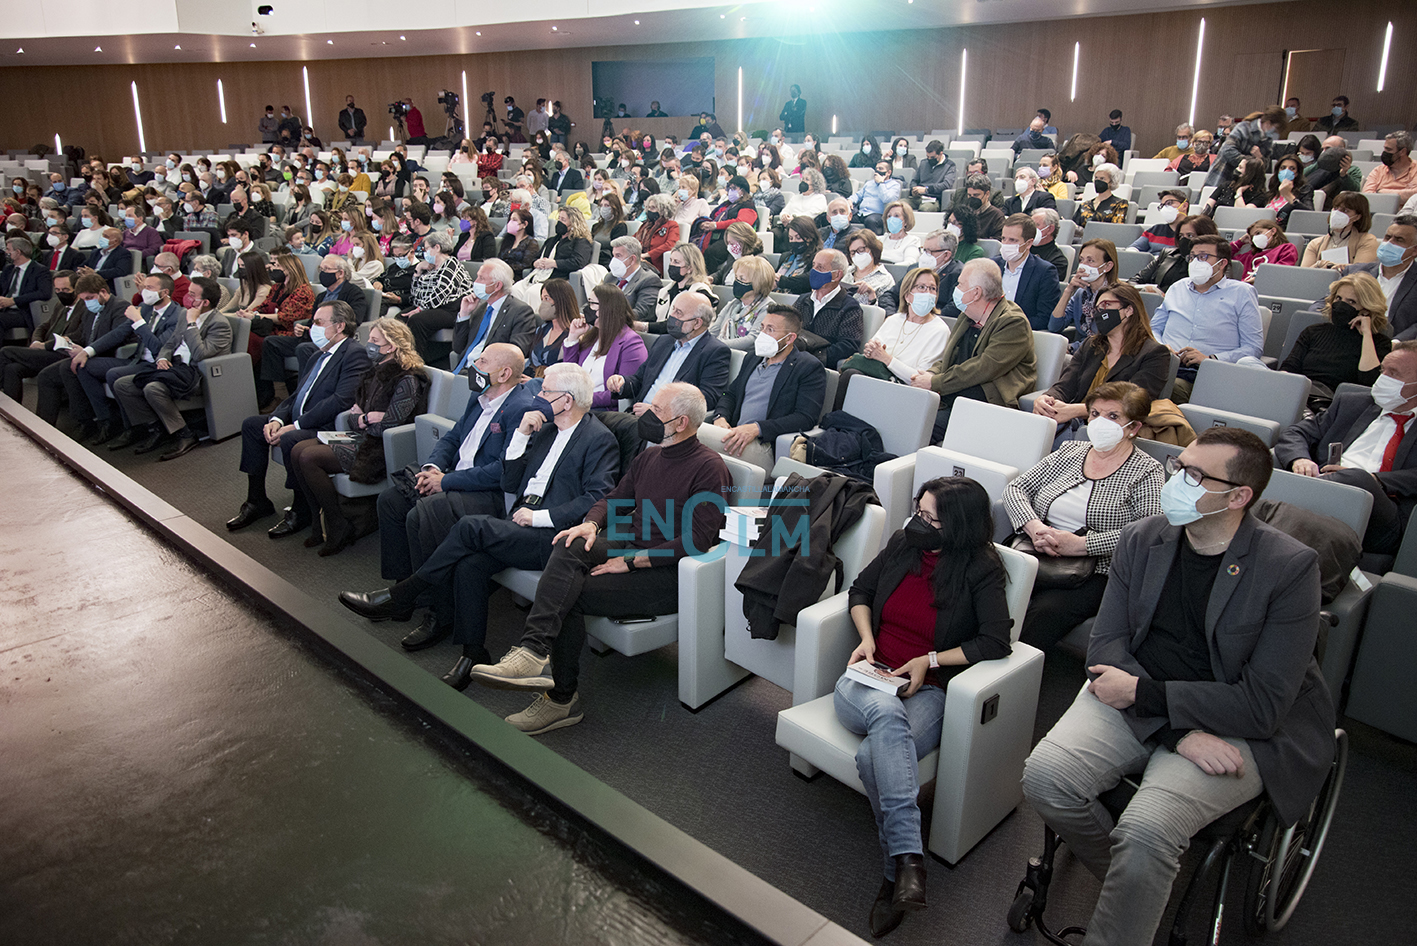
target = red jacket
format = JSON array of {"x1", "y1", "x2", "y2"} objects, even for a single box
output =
[{"x1": 635, "y1": 218, "x2": 680, "y2": 274}]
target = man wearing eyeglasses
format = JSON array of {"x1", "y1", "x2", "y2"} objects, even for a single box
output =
[
  {"x1": 1024, "y1": 426, "x2": 1335, "y2": 946},
  {"x1": 1150, "y1": 234, "x2": 1265, "y2": 401},
  {"x1": 1129, "y1": 190, "x2": 1191, "y2": 254}
]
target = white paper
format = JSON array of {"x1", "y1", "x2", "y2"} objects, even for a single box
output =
[
  {"x1": 845, "y1": 660, "x2": 908, "y2": 696},
  {"x1": 173, "y1": 340, "x2": 191, "y2": 363},
  {"x1": 1320, "y1": 246, "x2": 1349, "y2": 266},
  {"x1": 51, "y1": 334, "x2": 71, "y2": 351}
]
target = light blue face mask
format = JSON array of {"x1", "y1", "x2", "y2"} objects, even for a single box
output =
[
  {"x1": 886, "y1": 216, "x2": 904, "y2": 234},
  {"x1": 1376, "y1": 240, "x2": 1409, "y2": 268},
  {"x1": 1278, "y1": 168, "x2": 1296, "y2": 183},
  {"x1": 952, "y1": 285, "x2": 968, "y2": 311},
  {"x1": 1159, "y1": 470, "x2": 1237, "y2": 526},
  {"x1": 85, "y1": 298, "x2": 102, "y2": 312},
  {"x1": 423, "y1": 249, "x2": 437, "y2": 265}
]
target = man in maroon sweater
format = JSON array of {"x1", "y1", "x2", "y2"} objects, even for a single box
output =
[{"x1": 471, "y1": 382, "x2": 731, "y2": 734}]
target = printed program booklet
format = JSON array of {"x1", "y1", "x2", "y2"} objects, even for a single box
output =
[{"x1": 846, "y1": 660, "x2": 908, "y2": 696}]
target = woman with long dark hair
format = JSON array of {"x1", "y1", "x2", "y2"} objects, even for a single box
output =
[{"x1": 833, "y1": 476, "x2": 1013, "y2": 937}]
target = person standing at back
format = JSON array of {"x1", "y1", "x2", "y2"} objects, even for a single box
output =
[{"x1": 779, "y1": 85, "x2": 807, "y2": 134}]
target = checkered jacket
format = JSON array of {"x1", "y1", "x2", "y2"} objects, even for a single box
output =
[
  {"x1": 1003, "y1": 441, "x2": 1164, "y2": 572},
  {"x1": 411, "y1": 258, "x2": 475, "y2": 310}
]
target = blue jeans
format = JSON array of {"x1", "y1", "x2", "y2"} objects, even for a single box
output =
[
  {"x1": 833, "y1": 674, "x2": 946, "y2": 880},
  {"x1": 1022, "y1": 687, "x2": 1262, "y2": 946}
]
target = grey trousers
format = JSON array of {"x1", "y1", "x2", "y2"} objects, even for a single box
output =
[
  {"x1": 113, "y1": 374, "x2": 193, "y2": 434},
  {"x1": 1021, "y1": 687, "x2": 1262, "y2": 946}
]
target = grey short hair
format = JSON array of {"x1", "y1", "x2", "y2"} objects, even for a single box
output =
[
  {"x1": 964, "y1": 173, "x2": 991, "y2": 191},
  {"x1": 6, "y1": 238, "x2": 34, "y2": 259},
  {"x1": 1093, "y1": 163, "x2": 1122, "y2": 187},
  {"x1": 803, "y1": 169, "x2": 827, "y2": 193},
  {"x1": 1391, "y1": 213, "x2": 1417, "y2": 231},
  {"x1": 1031, "y1": 207, "x2": 1061, "y2": 230},
  {"x1": 1014, "y1": 166, "x2": 1040, "y2": 186},
  {"x1": 324, "y1": 254, "x2": 355, "y2": 279},
  {"x1": 422, "y1": 230, "x2": 455, "y2": 254},
  {"x1": 1387, "y1": 131, "x2": 1413, "y2": 154},
  {"x1": 610, "y1": 235, "x2": 642, "y2": 258},
  {"x1": 925, "y1": 228, "x2": 959, "y2": 255},
  {"x1": 961, "y1": 258, "x2": 1003, "y2": 300},
  {"x1": 481, "y1": 257, "x2": 514, "y2": 292},
  {"x1": 1175, "y1": 123, "x2": 1193, "y2": 137},
  {"x1": 508, "y1": 188, "x2": 533, "y2": 205},
  {"x1": 820, "y1": 248, "x2": 849, "y2": 276},
  {"x1": 664, "y1": 381, "x2": 707, "y2": 430},
  {"x1": 191, "y1": 254, "x2": 220, "y2": 277},
  {"x1": 645, "y1": 193, "x2": 677, "y2": 217},
  {"x1": 543, "y1": 362, "x2": 593, "y2": 410}
]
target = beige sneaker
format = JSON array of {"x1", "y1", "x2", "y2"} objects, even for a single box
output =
[
  {"x1": 469, "y1": 646, "x2": 553, "y2": 691},
  {"x1": 506, "y1": 693, "x2": 582, "y2": 735}
]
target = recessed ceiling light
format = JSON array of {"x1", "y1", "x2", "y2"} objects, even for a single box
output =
[
  {"x1": 551, "y1": 26, "x2": 557, "y2": 31},
  {"x1": 741, "y1": 15, "x2": 746, "y2": 19},
  {"x1": 475, "y1": 31, "x2": 482, "y2": 36},
  {"x1": 326, "y1": 40, "x2": 334, "y2": 45},
  {"x1": 720, "y1": 13, "x2": 726, "y2": 18},
  {"x1": 634, "y1": 20, "x2": 640, "y2": 25},
  {"x1": 15, "y1": 48, "x2": 23, "y2": 54},
  {"x1": 400, "y1": 35, "x2": 406, "y2": 41},
  {"x1": 249, "y1": 43, "x2": 256, "y2": 47},
  {"x1": 174, "y1": 44, "x2": 181, "y2": 50}
]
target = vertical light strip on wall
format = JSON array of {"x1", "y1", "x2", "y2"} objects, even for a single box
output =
[
  {"x1": 1187, "y1": 18, "x2": 1206, "y2": 128},
  {"x1": 303, "y1": 67, "x2": 313, "y2": 132},
  {"x1": 736, "y1": 67, "x2": 748, "y2": 134},
  {"x1": 217, "y1": 79, "x2": 228, "y2": 124},
  {"x1": 1281, "y1": 50, "x2": 1294, "y2": 104},
  {"x1": 832, "y1": 114, "x2": 838, "y2": 135},
  {"x1": 131, "y1": 81, "x2": 147, "y2": 153},
  {"x1": 1070, "y1": 42, "x2": 1079, "y2": 102},
  {"x1": 461, "y1": 70, "x2": 469, "y2": 129},
  {"x1": 957, "y1": 49, "x2": 967, "y2": 136},
  {"x1": 54, "y1": 133, "x2": 61, "y2": 157},
  {"x1": 1377, "y1": 21, "x2": 1393, "y2": 92}
]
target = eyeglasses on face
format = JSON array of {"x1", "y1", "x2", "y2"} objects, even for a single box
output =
[{"x1": 1164, "y1": 455, "x2": 1242, "y2": 488}]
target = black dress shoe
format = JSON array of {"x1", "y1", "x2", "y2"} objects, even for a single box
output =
[
  {"x1": 317, "y1": 517, "x2": 357, "y2": 557},
  {"x1": 869, "y1": 879, "x2": 906, "y2": 938},
  {"x1": 159, "y1": 436, "x2": 199, "y2": 461},
  {"x1": 133, "y1": 429, "x2": 169, "y2": 455},
  {"x1": 226, "y1": 500, "x2": 277, "y2": 531},
  {"x1": 107, "y1": 428, "x2": 142, "y2": 451},
  {"x1": 86, "y1": 423, "x2": 115, "y2": 446},
  {"x1": 302, "y1": 531, "x2": 325, "y2": 548},
  {"x1": 337, "y1": 589, "x2": 414, "y2": 622},
  {"x1": 401, "y1": 614, "x2": 452, "y2": 651},
  {"x1": 267, "y1": 511, "x2": 311, "y2": 539},
  {"x1": 74, "y1": 423, "x2": 98, "y2": 443},
  {"x1": 891, "y1": 854, "x2": 927, "y2": 912},
  {"x1": 441, "y1": 656, "x2": 473, "y2": 691}
]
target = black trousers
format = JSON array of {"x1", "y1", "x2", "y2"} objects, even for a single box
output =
[
  {"x1": 930, "y1": 384, "x2": 988, "y2": 444},
  {"x1": 1019, "y1": 572, "x2": 1112, "y2": 651},
  {"x1": 0, "y1": 306, "x2": 32, "y2": 332},
  {"x1": 35, "y1": 357, "x2": 93, "y2": 426},
  {"x1": 414, "y1": 515, "x2": 556, "y2": 663},
  {"x1": 375, "y1": 484, "x2": 504, "y2": 581},
  {"x1": 0, "y1": 347, "x2": 66, "y2": 402},
  {"x1": 256, "y1": 335, "x2": 317, "y2": 404},
  {"x1": 238, "y1": 414, "x2": 319, "y2": 496},
  {"x1": 1324, "y1": 468, "x2": 1406, "y2": 555},
  {"x1": 519, "y1": 536, "x2": 679, "y2": 701},
  {"x1": 407, "y1": 304, "x2": 460, "y2": 366}
]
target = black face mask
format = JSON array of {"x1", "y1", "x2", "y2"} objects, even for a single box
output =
[
  {"x1": 1095, "y1": 179, "x2": 1110, "y2": 193},
  {"x1": 667, "y1": 264, "x2": 683, "y2": 281},
  {"x1": 555, "y1": 221, "x2": 568, "y2": 238},
  {"x1": 1381, "y1": 152, "x2": 1397, "y2": 168},
  {"x1": 466, "y1": 364, "x2": 489, "y2": 392},
  {"x1": 733, "y1": 280, "x2": 752, "y2": 300},
  {"x1": 903, "y1": 514, "x2": 944, "y2": 551},
  {"x1": 1093, "y1": 306, "x2": 1125, "y2": 336},
  {"x1": 1175, "y1": 236, "x2": 1194, "y2": 258},
  {"x1": 799, "y1": 181, "x2": 809, "y2": 194},
  {"x1": 318, "y1": 270, "x2": 337, "y2": 288},
  {"x1": 966, "y1": 196, "x2": 983, "y2": 209},
  {"x1": 582, "y1": 305, "x2": 598, "y2": 327},
  {"x1": 636, "y1": 409, "x2": 678, "y2": 444},
  {"x1": 56, "y1": 290, "x2": 76, "y2": 305},
  {"x1": 235, "y1": 268, "x2": 247, "y2": 280},
  {"x1": 666, "y1": 315, "x2": 690, "y2": 340},
  {"x1": 1331, "y1": 299, "x2": 1361, "y2": 326}
]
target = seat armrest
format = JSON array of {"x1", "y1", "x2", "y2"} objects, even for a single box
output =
[
  {"x1": 775, "y1": 426, "x2": 823, "y2": 465},
  {"x1": 677, "y1": 550, "x2": 746, "y2": 710},
  {"x1": 791, "y1": 591, "x2": 856, "y2": 706},
  {"x1": 928, "y1": 448, "x2": 1020, "y2": 504},
  {"x1": 415, "y1": 413, "x2": 457, "y2": 463},
  {"x1": 335, "y1": 410, "x2": 356, "y2": 432},
  {"x1": 1178, "y1": 405, "x2": 1281, "y2": 447},
  {"x1": 1018, "y1": 391, "x2": 1042, "y2": 414},
  {"x1": 382, "y1": 423, "x2": 417, "y2": 478},
  {"x1": 872, "y1": 454, "x2": 918, "y2": 547}
]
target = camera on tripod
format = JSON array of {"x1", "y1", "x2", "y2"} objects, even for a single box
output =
[
  {"x1": 387, "y1": 101, "x2": 409, "y2": 117},
  {"x1": 439, "y1": 90, "x2": 461, "y2": 114}
]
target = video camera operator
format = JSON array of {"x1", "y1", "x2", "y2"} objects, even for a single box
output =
[{"x1": 389, "y1": 98, "x2": 426, "y2": 145}]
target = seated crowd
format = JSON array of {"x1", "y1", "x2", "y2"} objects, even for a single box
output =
[{"x1": 4, "y1": 98, "x2": 1413, "y2": 945}]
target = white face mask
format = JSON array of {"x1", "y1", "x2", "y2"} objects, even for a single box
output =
[
  {"x1": 1371, "y1": 373, "x2": 1416, "y2": 412},
  {"x1": 46, "y1": 234, "x2": 61, "y2": 247},
  {"x1": 945, "y1": 223, "x2": 962, "y2": 239},
  {"x1": 754, "y1": 331, "x2": 783, "y2": 357},
  {"x1": 829, "y1": 214, "x2": 850, "y2": 231},
  {"x1": 917, "y1": 251, "x2": 937, "y2": 270},
  {"x1": 999, "y1": 243, "x2": 1022, "y2": 263},
  {"x1": 608, "y1": 256, "x2": 628, "y2": 278},
  {"x1": 1015, "y1": 178, "x2": 1030, "y2": 193},
  {"x1": 141, "y1": 288, "x2": 161, "y2": 306},
  {"x1": 1252, "y1": 232, "x2": 1271, "y2": 251},
  {"x1": 1092, "y1": 153, "x2": 1104, "y2": 167},
  {"x1": 851, "y1": 251, "x2": 871, "y2": 270},
  {"x1": 351, "y1": 246, "x2": 364, "y2": 258},
  {"x1": 1329, "y1": 210, "x2": 1351, "y2": 232},
  {"x1": 1155, "y1": 205, "x2": 1180, "y2": 225},
  {"x1": 1087, "y1": 416, "x2": 1127, "y2": 451},
  {"x1": 1188, "y1": 257, "x2": 1218, "y2": 286},
  {"x1": 728, "y1": 243, "x2": 743, "y2": 259},
  {"x1": 909, "y1": 291, "x2": 934, "y2": 316},
  {"x1": 1077, "y1": 262, "x2": 1102, "y2": 282},
  {"x1": 228, "y1": 236, "x2": 243, "y2": 249}
]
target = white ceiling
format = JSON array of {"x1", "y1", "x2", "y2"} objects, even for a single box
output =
[{"x1": 0, "y1": 0, "x2": 1286, "y2": 67}]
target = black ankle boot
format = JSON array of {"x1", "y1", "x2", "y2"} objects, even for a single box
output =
[
  {"x1": 869, "y1": 878, "x2": 905, "y2": 937},
  {"x1": 891, "y1": 854, "x2": 926, "y2": 911}
]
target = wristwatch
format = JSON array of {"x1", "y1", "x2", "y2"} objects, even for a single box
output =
[{"x1": 927, "y1": 651, "x2": 939, "y2": 669}]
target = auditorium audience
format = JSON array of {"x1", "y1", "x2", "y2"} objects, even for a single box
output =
[
  {"x1": 992, "y1": 213, "x2": 1062, "y2": 330},
  {"x1": 1168, "y1": 130, "x2": 1215, "y2": 175},
  {"x1": 710, "y1": 222, "x2": 763, "y2": 286},
  {"x1": 561, "y1": 284, "x2": 648, "y2": 409},
  {"x1": 1206, "y1": 106, "x2": 1289, "y2": 187},
  {"x1": 834, "y1": 267, "x2": 952, "y2": 411},
  {"x1": 844, "y1": 229, "x2": 899, "y2": 312},
  {"x1": 0, "y1": 270, "x2": 78, "y2": 401},
  {"x1": 712, "y1": 255, "x2": 776, "y2": 351},
  {"x1": 633, "y1": 194, "x2": 680, "y2": 273},
  {"x1": 532, "y1": 206, "x2": 594, "y2": 282},
  {"x1": 0, "y1": 237, "x2": 52, "y2": 333},
  {"x1": 1348, "y1": 213, "x2": 1417, "y2": 340},
  {"x1": 1133, "y1": 214, "x2": 1218, "y2": 295},
  {"x1": 1073, "y1": 163, "x2": 1127, "y2": 226},
  {"x1": 406, "y1": 231, "x2": 477, "y2": 362},
  {"x1": 850, "y1": 159, "x2": 903, "y2": 234},
  {"x1": 82, "y1": 274, "x2": 187, "y2": 447},
  {"x1": 1235, "y1": 219, "x2": 1299, "y2": 282}
]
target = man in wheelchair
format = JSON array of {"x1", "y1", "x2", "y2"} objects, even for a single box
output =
[{"x1": 1021, "y1": 426, "x2": 1336, "y2": 946}]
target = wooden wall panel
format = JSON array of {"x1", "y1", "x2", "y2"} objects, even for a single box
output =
[{"x1": 0, "y1": 0, "x2": 1410, "y2": 161}]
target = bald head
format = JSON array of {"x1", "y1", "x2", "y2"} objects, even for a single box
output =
[
  {"x1": 1322, "y1": 135, "x2": 1346, "y2": 151},
  {"x1": 482, "y1": 342, "x2": 525, "y2": 382}
]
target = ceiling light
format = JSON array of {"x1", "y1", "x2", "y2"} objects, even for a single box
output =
[
  {"x1": 174, "y1": 45, "x2": 181, "y2": 50},
  {"x1": 720, "y1": 13, "x2": 726, "y2": 18},
  {"x1": 634, "y1": 20, "x2": 640, "y2": 25},
  {"x1": 15, "y1": 48, "x2": 22, "y2": 54},
  {"x1": 552, "y1": 26, "x2": 558, "y2": 31},
  {"x1": 400, "y1": 35, "x2": 406, "y2": 41},
  {"x1": 94, "y1": 46, "x2": 103, "y2": 52},
  {"x1": 249, "y1": 43, "x2": 256, "y2": 48},
  {"x1": 475, "y1": 31, "x2": 482, "y2": 36},
  {"x1": 326, "y1": 40, "x2": 334, "y2": 45}
]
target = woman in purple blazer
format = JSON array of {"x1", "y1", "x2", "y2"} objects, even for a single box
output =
[{"x1": 559, "y1": 283, "x2": 648, "y2": 409}]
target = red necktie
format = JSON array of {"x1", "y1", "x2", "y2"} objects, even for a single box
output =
[
  {"x1": 617, "y1": 278, "x2": 627, "y2": 289},
  {"x1": 1379, "y1": 413, "x2": 1412, "y2": 473}
]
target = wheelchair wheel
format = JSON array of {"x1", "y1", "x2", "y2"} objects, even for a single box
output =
[
  {"x1": 1242, "y1": 728, "x2": 1348, "y2": 934},
  {"x1": 1007, "y1": 886, "x2": 1034, "y2": 933}
]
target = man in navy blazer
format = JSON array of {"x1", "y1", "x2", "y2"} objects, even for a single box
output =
[
  {"x1": 600, "y1": 237, "x2": 662, "y2": 322},
  {"x1": 608, "y1": 292, "x2": 730, "y2": 410},
  {"x1": 80, "y1": 272, "x2": 186, "y2": 445},
  {"x1": 1274, "y1": 345, "x2": 1417, "y2": 555},
  {"x1": 0, "y1": 237, "x2": 54, "y2": 333},
  {"x1": 227, "y1": 300, "x2": 372, "y2": 534},
  {"x1": 992, "y1": 213, "x2": 1062, "y2": 330},
  {"x1": 34, "y1": 272, "x2": 129, "y2": 435},
  {"x1": 548, "y1": 153, "x2": 585, "y2": 193},
  {"x1": 82, "y1": 228, "x2": 133, "y2": 293},
  {"x1": 341, "y1": 362, "x2": 621, "y2": 678},
  {"x1": 374, "y1": 343, "x2": 536, "y2": 581},
  {"x1": 707, "y1": 305, "x2": 827, "y2": 472}
]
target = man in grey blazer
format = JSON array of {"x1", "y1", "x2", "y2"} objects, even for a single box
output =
[
  {"x1": 449, "y1": 258, "x2": 537, "y2": 373},
  {"x1": 601, "y1": 236, "x2": 660, "y2": 322},
  {"x1": 1023, "y1": 427, "x2": 1335, "y2": 946}
]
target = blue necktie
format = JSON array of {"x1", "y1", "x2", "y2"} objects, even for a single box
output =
[
  {"x1": 293, "y1": 351, "x2": 330, "y2": 418},
  {"x1": 453, "y1": 304, "x2": 494, "y2": 374}
]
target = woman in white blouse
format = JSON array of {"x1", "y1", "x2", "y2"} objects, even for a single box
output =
[
  {"x1": 831, "y1": 267, "x2": 952, "y2": 410},
  {"x1": 879, "y1": 201, "x2": 922, "y2": 265},
  {"x1": 780, "y1": 168, "x2": 829, "y2": 226},
  {"x1": 672, "y1": 174, "x2": 711, "y2": 235}
]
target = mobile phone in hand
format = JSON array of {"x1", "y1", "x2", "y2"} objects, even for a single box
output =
[{"x1": 1327, "y1": 442, "x2": 1343, "y2": 467}]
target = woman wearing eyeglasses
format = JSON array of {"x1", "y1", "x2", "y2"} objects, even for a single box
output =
[
  {"x1": 1007, "y1": 381, "x2": 1164, "y2": 650},
  {"x1": 833, "y1": 476, "x2": 1013, "y2": 937}
]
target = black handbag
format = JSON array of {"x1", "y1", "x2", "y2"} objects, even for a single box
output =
[{"x1": 1008, "y1": 532, "x2": 1098, "y2": 590}]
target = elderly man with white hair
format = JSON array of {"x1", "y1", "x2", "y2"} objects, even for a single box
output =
[
  {"x1": 917, "y1": 258, "x2": 1037, "y2": 442},
  {"x1": 506, "y1": 185, "x2": 549, "y2": 241},
  {"x1": 449, "y1": 257, "x2": 538, "y2": 374},
  {"x1": 339, "y1": 361, "x2": 620, "y2": 678},
  {"x1": 1005, "y1": 166, "x2": 1057, "y2": 216}
]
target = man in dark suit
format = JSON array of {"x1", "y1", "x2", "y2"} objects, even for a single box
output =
[
  {"x1": 43, "y1": 225, "x2": 85, "y2": 275},
  {"x1": 608, "y1": 291, "x2": 730, "y2": 411},
  {"x1": 0, "y1": 237, "x2": 53, "y2": 333},
  {"x1": 909, "y1": 140, "x2": 957, "y2": 212},
  {"x1": 918, "y1": 228, "x2": 966, "y2": 317},
  {"x1": 818, "y1": 197, "x2": 861, "y2": 253},
  {"x1": 254, "y1": 254, "x2": 368, "y2": 407},
  {"x1": 1344, "y1": 215, "x2": 1417, "y2": 340},
  {"x1": 373, "y1": 344, "x2": 535, "y2": 583},
  {"x1": 82, "y1": 227, "x2": 132, "y2": 293},
  {"x1": 793, "y1": 248, "x2": 864, "y2": 368},
  {"x1": 548, "y1": 152, "x2": 585, "y2": 193},
  {"x1": 1024, "y1": 427, "x2": 1335, "y2": 946},
  {"x1": 340, "y1": 361, "x2": 619, "y2": 679},
  {"x1": 601, "y1": 236, "x2": 661, "y2": 322},
  {"x1": 991, "y1": 213, "x2": 1063, "y2": 330},
  {"x1": 35, "y1": 273, "x2": 131, "y2": 437},
  {"x1": 1004, "y1": 167, "x2": 1059, "y2": 217},
  {"x1": 778, "y1": 85, "x2": 806, "y2": 134},
  {"x1": 338, "y1": 96, "x2": 367, "y2": 142},
  {"x1": 1274, "y1": 343, "x2": 1417, "y2": 555},
  {"x1": 708, "y1": 305, "x2": 826, "y2": 472},
  {"x1": 1, "y1": 270, "x2": 79, "y2": 401},
  {"x1": 449, "y1": 259, "x2": 537, "y2": 373},
  {"x1": 226, "y1": 300, "x2": 372, "y2": 534}
]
